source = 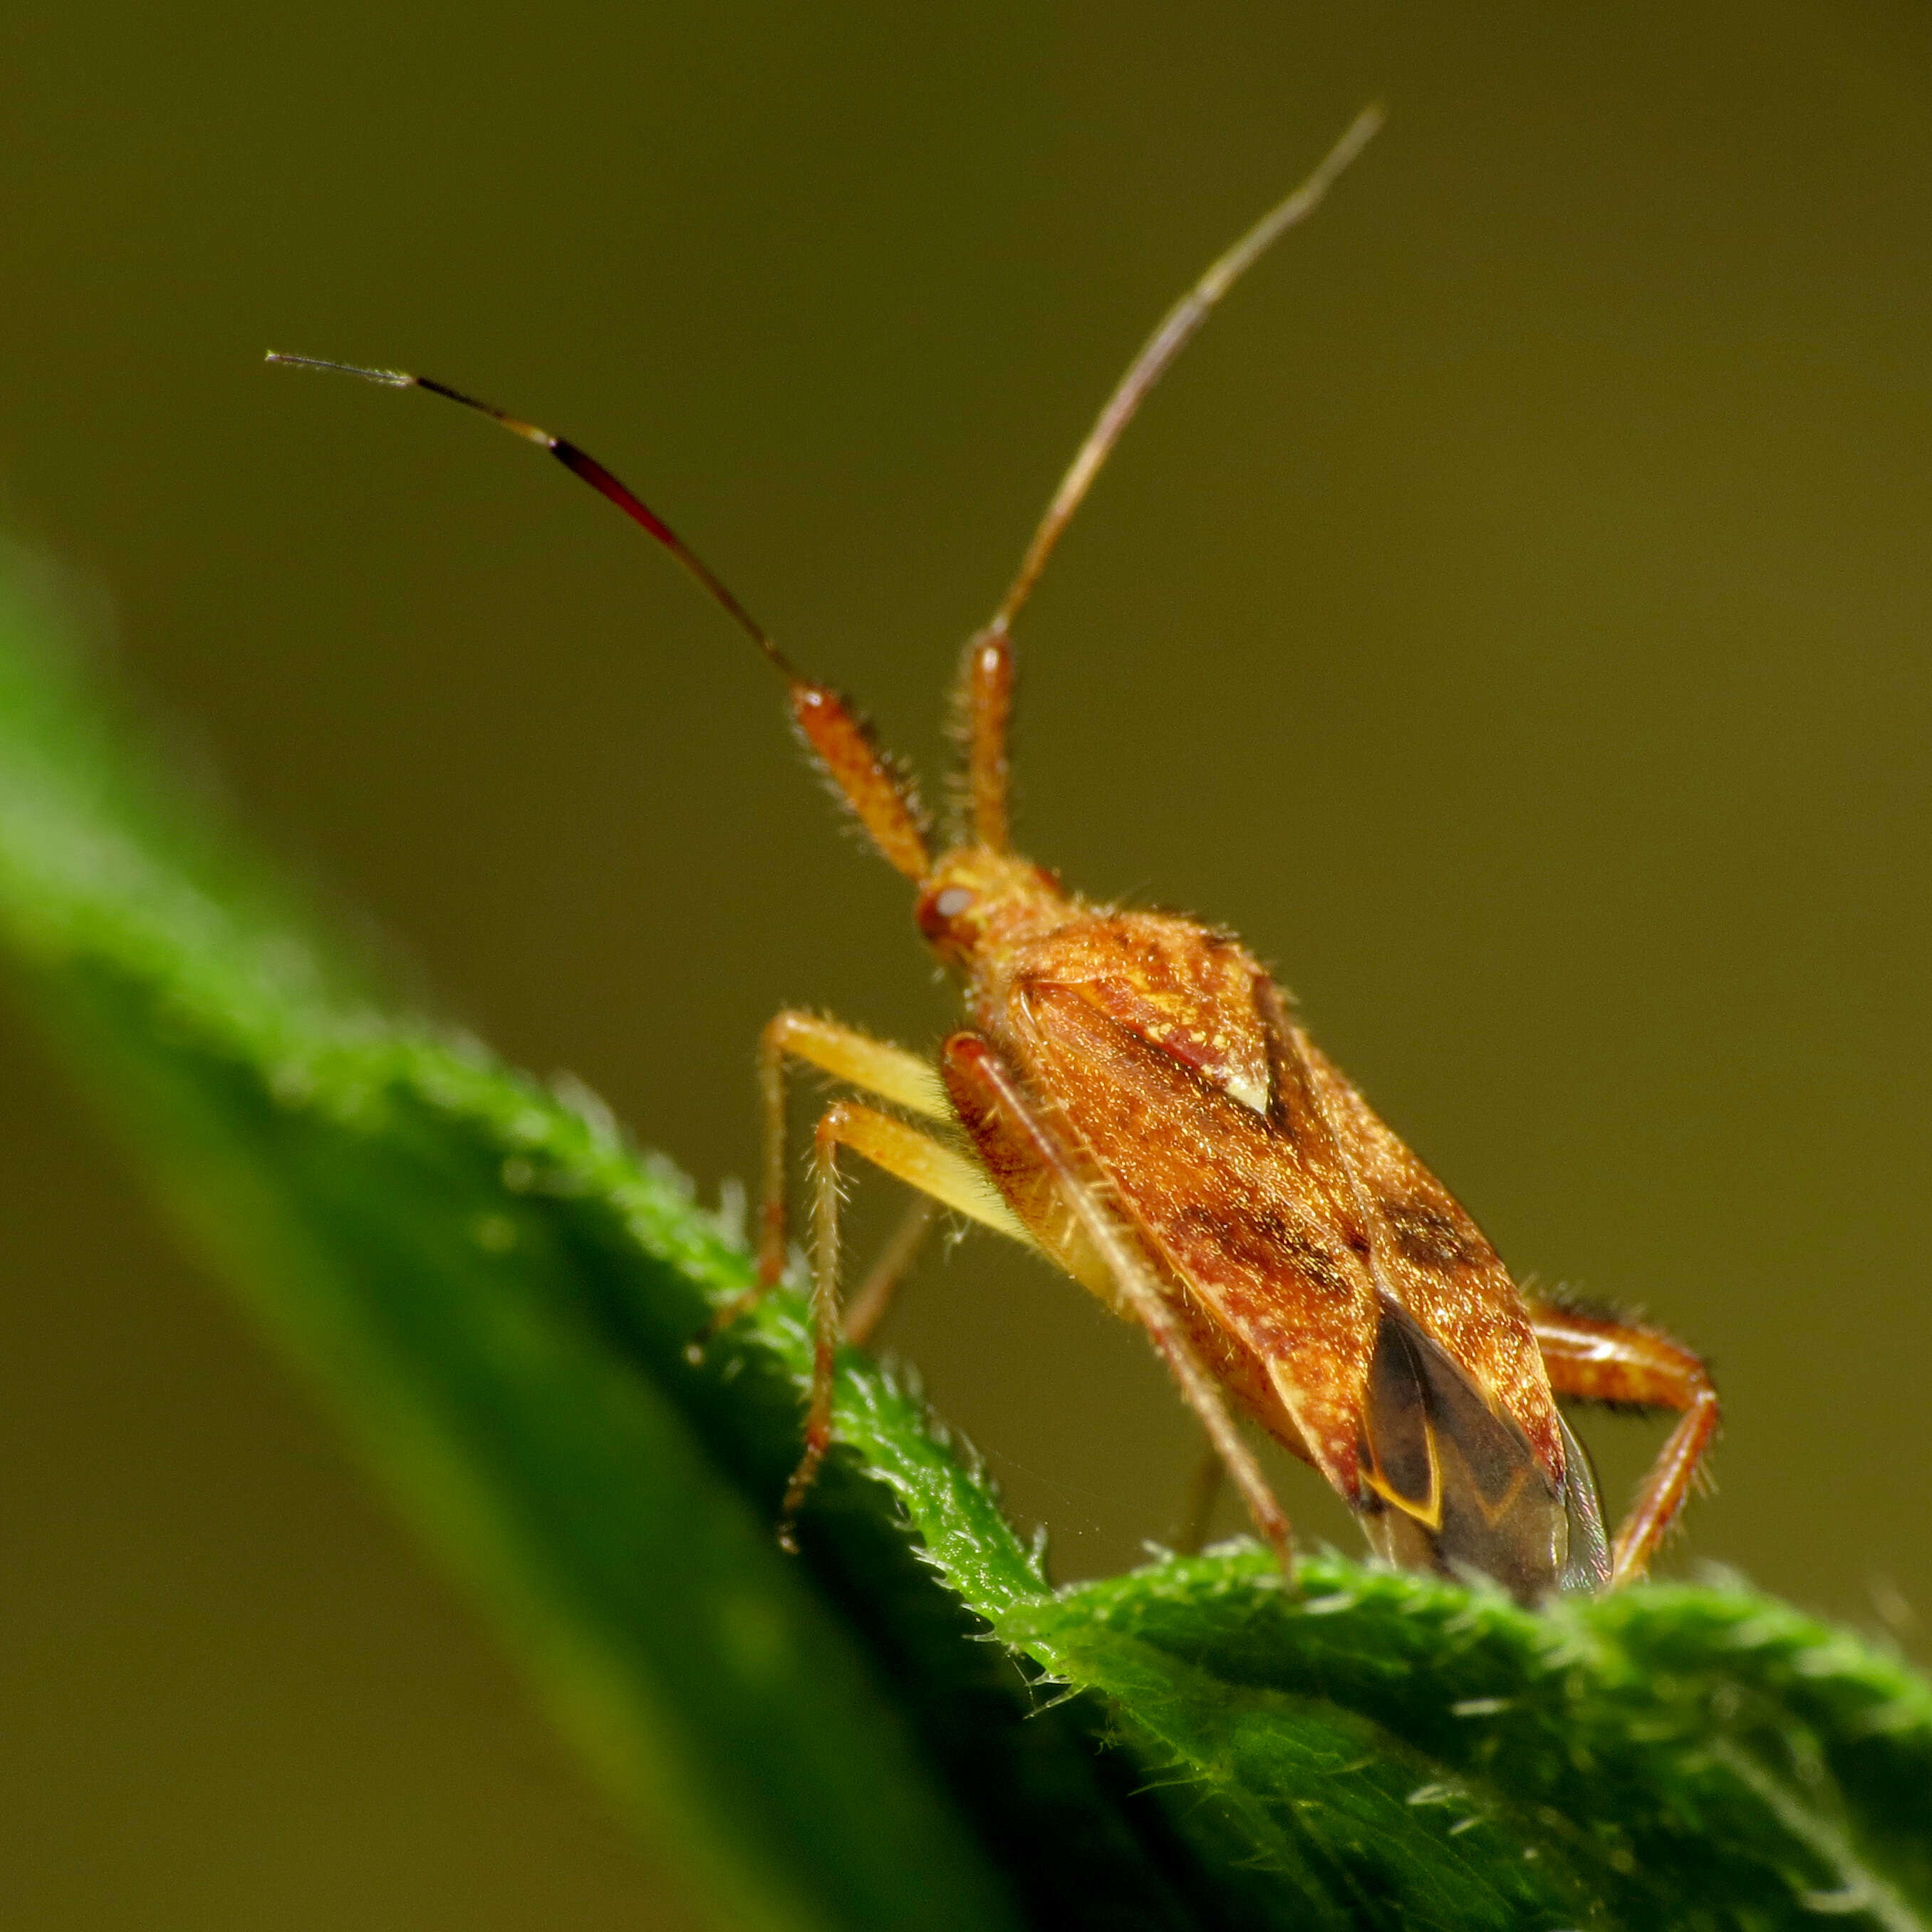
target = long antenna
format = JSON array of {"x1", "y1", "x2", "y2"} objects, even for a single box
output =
[
  {"x1": 264, "y1": 353, "x2": 806, "y2": 684},
  {"x1": 269, "y1": 351, "x2": 936, "y2": 880},
  {"x1": 985, "y1": 102, "x2": 1383, "y2": 638}
]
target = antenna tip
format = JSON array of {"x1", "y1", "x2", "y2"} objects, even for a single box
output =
[
  {"x1": 1329, "y1": 100, "x2": 1388, "y2": 163},
  {"x1": 265, "y1": 352, "x2": 415, "y2": 388}
]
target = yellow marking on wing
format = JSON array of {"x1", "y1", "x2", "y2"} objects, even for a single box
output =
[{"x1": 1362, "y1": 1406, "x2": 1445, "y2": 1533}]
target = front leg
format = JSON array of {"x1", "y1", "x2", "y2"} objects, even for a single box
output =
[
  {"x1": 705, "y1": 1009, "x2": 953, "y2": 1339},
  {"x1": 1527, "y1": 1298, "x2": 1720, "y2": 1586},
  {"x1": 757, "y1": 1010, "x2": 950, "y2": 1286},
  {"x1": 777, "y1": 1097, "x2": 1033, "y2": 1548}
]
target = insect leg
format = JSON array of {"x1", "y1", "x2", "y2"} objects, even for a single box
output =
[
  {"x1": 940, "y1": 1033, "x2": 1297, "y2": 1580},
  {"x1": 1527, "y1": 1298, "x2": 1720, "y2": 1586},
  {"x1": 705, "y1": 1011, "x2": 952, "y2": 1343},
  {"x1": 706, "y1": 1010, "x2": 953, "y2": 1325},
  {"x1": 777, "y1": 1099, "x2": 1034, "y2": 1549},
  {"x1": 841, "y1": 1195, "x2": 940, "y2": 1347}
]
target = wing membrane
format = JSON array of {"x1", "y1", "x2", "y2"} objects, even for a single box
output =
[{"x1": 1360, "y1": 1298, "x2": 1575, "y2": 1601}]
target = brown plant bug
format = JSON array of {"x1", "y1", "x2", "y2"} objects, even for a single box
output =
[{"x1": 270, "y1": 104, "x2": 1718, "y2": 1604}]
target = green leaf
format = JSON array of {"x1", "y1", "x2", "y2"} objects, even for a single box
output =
[
  {"x1": 1007, "y1": 1557, "x2": 1932, "y2": 1930},
  {"x1": 2, "y1": 541, "x2": 1928, "y2": 1931}
]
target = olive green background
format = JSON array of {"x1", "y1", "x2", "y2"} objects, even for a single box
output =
[{"x1": 5, "y1": 3, "x2": 1932, "y2": 1926}]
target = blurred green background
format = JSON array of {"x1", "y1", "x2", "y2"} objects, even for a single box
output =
[{"x1": 5, "y1": 2, "x2": 1932, "y2": 1925}]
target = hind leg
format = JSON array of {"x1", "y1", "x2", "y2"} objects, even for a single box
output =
[{"x1": 1527, "y1": 1299, "x2": 1719, "y2": 1585}]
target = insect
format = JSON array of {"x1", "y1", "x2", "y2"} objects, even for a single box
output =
[{"x1": 271, "y1": 105, "x2": 1718, "y2": 1603}]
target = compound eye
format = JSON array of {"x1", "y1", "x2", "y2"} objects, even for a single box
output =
[{"x1": 918, "y1": 881, "x2": 982, "y2": 949}]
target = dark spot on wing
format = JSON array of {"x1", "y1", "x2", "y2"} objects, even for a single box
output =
[
  {"x1": 1382, "y1": 1198, "x2": 1487, "y2": 1272},
  {"x1": 1174, "y1": 1202, "x2": 1355, "y2": 1298}
]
